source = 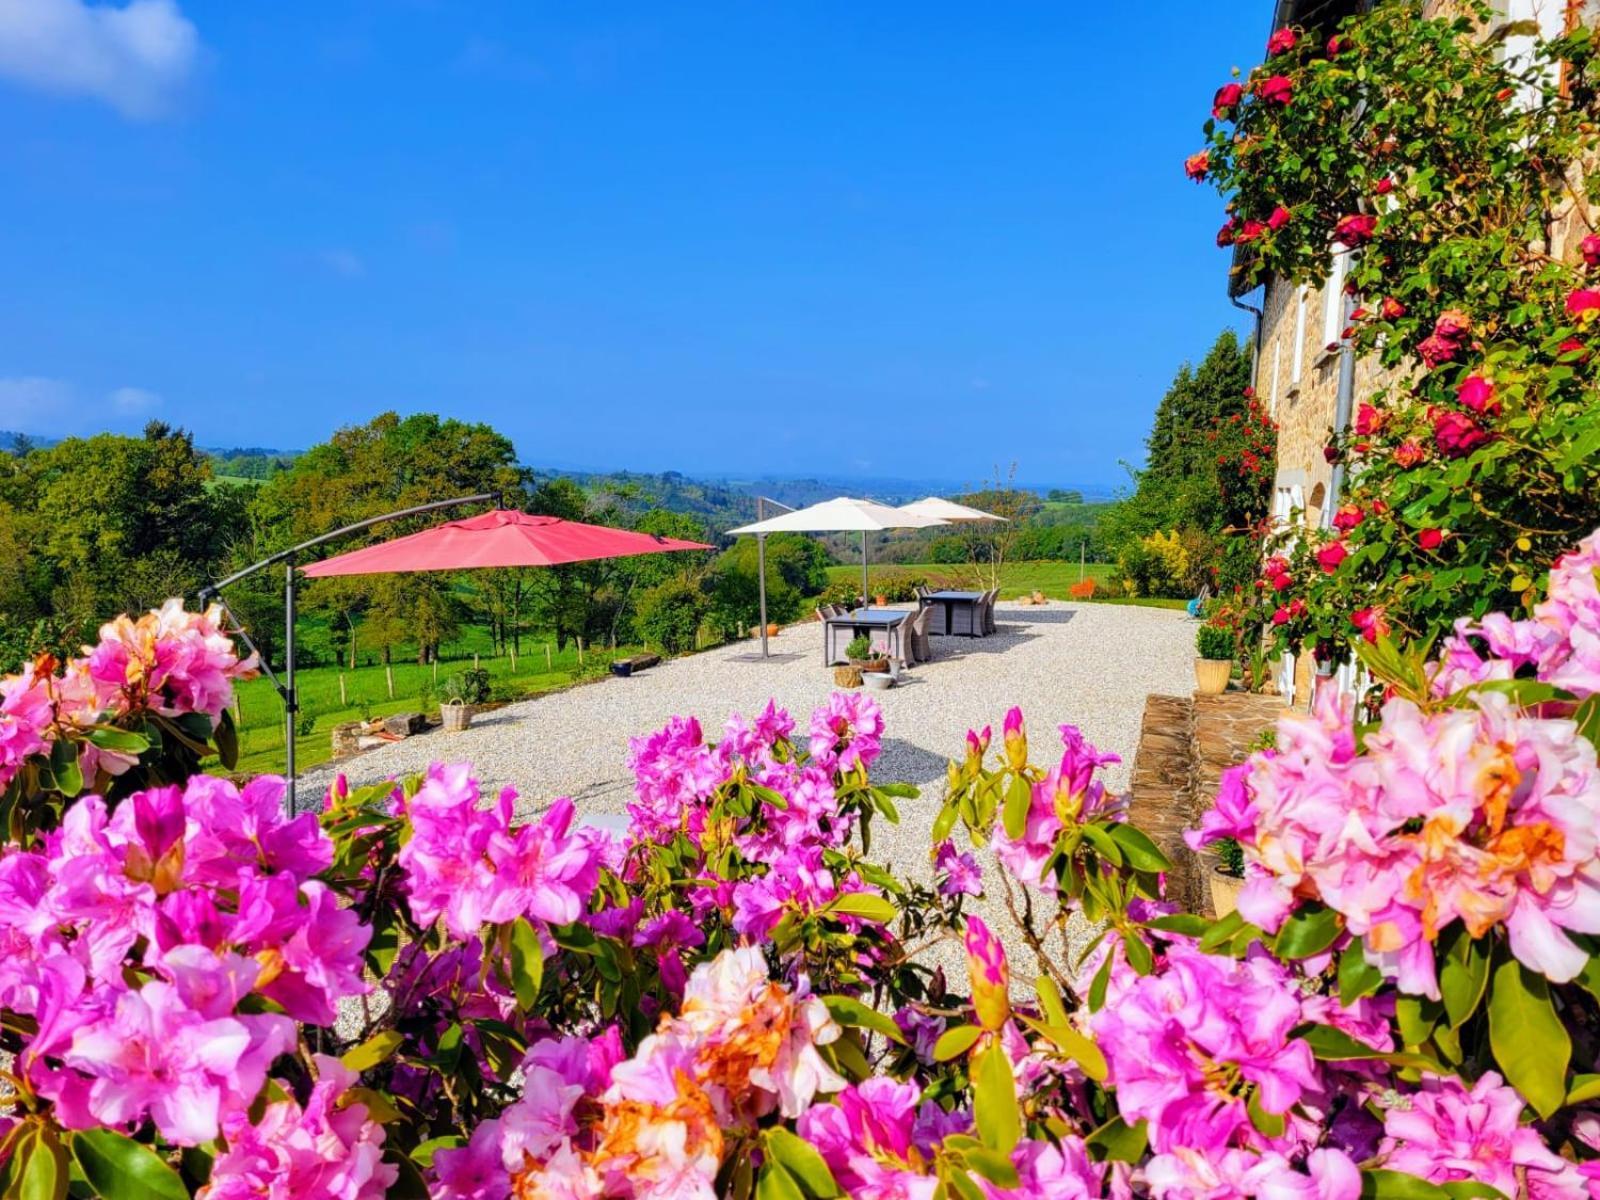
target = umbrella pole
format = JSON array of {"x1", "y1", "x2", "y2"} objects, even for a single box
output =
[
  {"x1": 861, "y1": 532, "x2": 869, "y2": 605},
  {"x1": 757, "y1": 532, "x2": 769, "y2": 659},
  {"x1": 284, "y1": 560, "x2": 298, "y2": 814}
]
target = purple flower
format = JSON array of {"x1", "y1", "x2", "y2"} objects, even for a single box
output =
[
  {"x1": 933, "y1": 839, "x2": 983, "y2": 897},
  {"x1": 809, "y1": 691, "x2": 885, "y2": 774}
]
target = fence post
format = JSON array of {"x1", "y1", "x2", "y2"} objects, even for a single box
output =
[
  {"x1": 545, "y1": 643, "x2": 552, "y2": 671},
  {"x1": 385, "y1": 665, "x2": 395, "y2": 700},
  {"x1": 339, "y1": 674, "x2": 347, "y2": 706}
]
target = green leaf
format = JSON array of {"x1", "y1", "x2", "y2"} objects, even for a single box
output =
[
  {"x1": 1106, "y1": 823, "x2": 1172, "y2": 872},
  {"x1": 824, "y1": 893, "x2": 898, "y2": 924},
  {"x1": 961, "y1": 1146, "x2": 1020, "y2": 1189},
  {"x1": 972, "y1": 1043, "x2": 1020, "y2": 1153},
  {"x1": 1273, "y1": 904, "x2": 1343, "y2": 959},
  {"x1": 212, "y1": 708, "x2": 238, "y2": 769},
  {"x1": 822, "y1": 996, "x2": 905, "y2": 1045},
  {"x1": 1198, "y1": 908, "x2": 1245, "y2": 953},
  {"x1": 19, "y1": 1126, "x2": 67, "y2": 1200},
  {"x1": 1146, "y1": 913, "x2": 1211, "y2": 938},
  {"x1": 765, "y1": 1128, "x2": 841, "y2": 1199},
  {"x1": 1438, "y1": 931, "x2": 1490, "y2": 1030},
  {"x1": 1395, "y1": 995, "x2": 1439, "y2": 1050},
  {"x1": 932, "y1": 1024, "x2": 983, "y2": 1062},
  {"x1": 1001, "y1": 775, "x2": 1031, "y2": 840},
  {"x1": 1084, "y1": 1116, "x2": 1147, "y2": 1163},
  {"x1": 1576, "y1": 695, "x2": 1600, "y2": 754},
  {"x1": 1487, "y1": 953, "x2": 1570, "y2": 1118},
  {"x1": 1246, "y1": 1086, "x2": 1285, "y2": 1138},
  {"x1": 1338, "y1": 944, "x2": 1383, "y2": 1005},
  {"x1": 1296, "y1": 1024, "x2": 1444, "y2": 1073},
  {"x1": 1359, "y1": 1168, "x2": 1453, "y2": 1199},
  {"x1": 48, "y1": 738, "x2": 82, "y2": 798},
  {"x1": 1035, "y1": 974, "x2": 1069, "y2": 1027},
  {"x1": 1568, "y1": 1074, "x2": 1600, "y2": 1105},
  {"x1": 341, "y1": 1029, "x2": 405, "y2": 1072},
  {"x1": 86, "y1": 727, "x2": 151, "y2": 754},
  {"x1": 756, "y1": 1165, "x2": 805, "y2": 1200},
  {"x1": 509, "y1": 916, "x2": 545, "y2": 1012},
  {"x1": 1017, "y1": 1015, "x2": 1107, "y2": 1082},
  {"x1": 1080, "y1": 823, "x2": 1124, "y2": 867},
  {"x1": 71, "y1": 1129, "x2": 189, "y2": 1200},
  {"x1": 1087, "y1": 953, "x2": 1113, "y2": 1012}
]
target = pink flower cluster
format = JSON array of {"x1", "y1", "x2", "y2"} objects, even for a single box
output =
[
  {"x1": 0, "y1": 774, "x2": 365, "y2": 1145},
  {"x1": 993, "y1": 715, "x2": 1124, "y2": 891},
  {"x1": 1192, "y1": 528, "x2": 1600, "y2": 995},
  {"x1": 395, "y1": 763, "x2": 606, "y2": 939},
  {"x1": 433, "y1": 947, "x2": 845, "y2": 1199}
]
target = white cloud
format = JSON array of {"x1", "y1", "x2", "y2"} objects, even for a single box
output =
[
  {"x1": 319, "y1": 248, "x2": 366, "y2": 279},
  {"x1": 110, "y1": 384, "x2": 160, "y2": 413},
  {"x1": 0, "y1": 0, "x2": 200, "y2": 120},
  {"x1": 0, "y1": 376, "x2": 73, "y2": 427}
]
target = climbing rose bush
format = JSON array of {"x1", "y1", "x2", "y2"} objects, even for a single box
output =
[
  {"x1": 1195, "y1": 0, "x2": 1600, "y2": 657},
  {"x1": 10, "y1": 540, "x2": 1600, "y2": 1196}
]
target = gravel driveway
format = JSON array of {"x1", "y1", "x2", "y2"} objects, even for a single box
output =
[{"x1": 302, "y1": 600, "x2": 1196, "y2": 980}]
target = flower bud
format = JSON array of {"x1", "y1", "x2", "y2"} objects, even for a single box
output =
[
  {"x1": 964, "y1": 916, "x2": 1010, "y2": 1031},
  {"x1": 1002, "y1": 708, "x2": 1027, "y2": 772}
]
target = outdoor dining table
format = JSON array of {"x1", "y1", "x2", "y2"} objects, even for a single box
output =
[
  {"x1": 823, "y1": 608, "x2": 911, "y2": 665},
  {"x1": 922, "y1": 590, "x2": 986, "y2": 637}
]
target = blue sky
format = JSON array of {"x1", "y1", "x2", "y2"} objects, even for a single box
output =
[{"x1": 0, "y1": 1, "x2": 1265, "y2": 488}]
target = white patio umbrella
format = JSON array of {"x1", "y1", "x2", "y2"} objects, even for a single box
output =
[
  {"x1": 727, "y1": 497, "x2": 948, "y2": 657},
  {"x1": 898, "y1": 496, "x2": 1010, "y2": 523}
]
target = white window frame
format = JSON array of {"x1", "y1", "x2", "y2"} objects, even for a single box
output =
[
  {"x1": 1322, "y1": 245, "x2": 1350, "y2": 351},
  {"x1": 1268, "y1": 338, "x2": 1282, "y2": 415},
  {"x1": 1501, "y1": 0, "x2": 1567, "y2": 109},
  {"x1": 1291, "y1": 286, "x2": 1307, "y2": 385}
]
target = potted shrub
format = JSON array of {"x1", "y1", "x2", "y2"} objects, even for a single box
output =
[
  {"x1": 1194, "y1": 623, "x2": 1234, "y2": 695},
  {"x1": 440, "y1": 668, "x2": 491, "y2": 733},
  {"x1": 873, "y1": 593, "x2": 888, "y2": 608},
  {"x1": 1208, "y1": 836, "x2": 1246, "y2": 917}
]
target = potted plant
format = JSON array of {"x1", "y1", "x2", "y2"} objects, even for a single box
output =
[
  {"x1": 1194, "y1": 623, "x2": 1234, "y2": 695},
  {"x1": 846, "y1": 634, "x2": 888, "y2": 672},
  {"x1": 1209, "y1": 836, "x2": 1246, "y2": 917},
  {"x1": 873, "y1": 593, "x2": 888, "y2": 608},
  {"x1": 440, "y1": 668, "x2": 491, "y2": 733}
]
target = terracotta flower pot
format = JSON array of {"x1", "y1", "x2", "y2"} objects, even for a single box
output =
[
  {"x1": 1209, "y1": 868, "x2": 1245, "y2": 918},
  {"x1": 767, "y1": 623, "x2": 780, "y2": 638},
  {"x1": 873, "y1": 594, "x2": 888, "y2": 607},
  {"x1": 1195, "y1": 657, "x2": 1231, "y2": 695}
]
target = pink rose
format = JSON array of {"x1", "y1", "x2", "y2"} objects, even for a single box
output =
[
  {"x1": 1267, "y1": 28, "x2": 1297, "y2": 55},
  {"x1": 1351, "y1": 606, "x2": 1390, "y2": 644},
  {"x1": 1375, "y1": 177, "x2": 1394, "y2": 195},
  {"x1": 1432, "y1": 408, "x2": 1489, "y2": 458},
  {"x1": 1354, "y1": 402, "x2": 1384, "y2": 435},
  {"x1": 1335, "y1": 213, "x2": 1377, "y2": 246},
  {"x1": 1582, "y1": 233, "x2": 1600, "y2": 267},
  {"x1": 1255, "y1": 75, "x2": 1293, "y2": 105},
  {"x1": 1332, "y1": 504, "x2": 1365, "y2": 533},
  {"x1": 1327, "y1": 35, "x2": 1346, "y2": 55},
  {"x1": 1272, "y1": 606, "x2": 1290, "y2": 626},
  {"x1": 1560, "y1": 337, "x2": 1589, "y2": 360},
  {"x1": 1267, "y1": 205, "x2": 1292, "y2": 231},
  {"x1": 1381, "y1": 296, "x2": 1406, "y2": 319},
  {"x1": 1418, "y1": 528, "x2": 1443, "y2": 551},
  {"x1": 1456, "y1": 374, "x2": 1498, "y2": 415},
  {"x1": 1566, "y1": 288, "x2": 1600, "y2": 320},
  {"x1": 1394, "y1": 439, "x2": 1426, "y2": 468},
  {"x1": 1317, "y1": 542, "x2": 1349, "y2": 574},
  {"x1": 1417, "y1": 334, "x2": 1458, "y2": 368},
  {"x1": 1212, "y1": 82, "x2": 1244, "y2": 118},
  {"x1": 1236, "y1": 219, "x2": 1268, "y2": 243},
  {"x1": 1434, "y1": 309, "x2": 1471, "y2": 340}
]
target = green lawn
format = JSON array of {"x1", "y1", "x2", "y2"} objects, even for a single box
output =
[
  {"x1": 820, "y1": 561, "x2": 1187, "y2": 608},
  {"x1": 227, "y1": 637, "x2": 649, "y2": 779}
]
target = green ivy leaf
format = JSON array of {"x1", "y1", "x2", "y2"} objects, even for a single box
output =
[
  {"x1": 71, "y1": 1129, "x2": 189, "y2": 1200},
  {"x1": 1487, "y1": 953, "x2": 1570, "y2": 1118}
]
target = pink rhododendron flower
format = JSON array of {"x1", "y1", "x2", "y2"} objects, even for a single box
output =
[
  {"x1": 1144, "y1": 1147, "x2": 1360, "y2": 1200},
  {"x1": 87, "y1": 599, "x2": 257, "y2": 721},
  {"x1": 809, "y1": 690, "x2": 884, "y2": 773},
  {"x1": 984, "y1": 1137, "x2": 1105, "y2": 1200},
  {"x1": 933, "y1": 839, "x2": 983, "y2": 897},
  {"x1": 994, "y1": 722, "x2": 1121, "y2": 891},
  {"x1": 1380, "y1": 1073, "x2": 1586, "y2": 1197},
  {"x1": 1002, "y1": 706, "x2": 1027, "y2": 770},
  {"x1": 0, "y1": 665, "x2": 52, "y2": 790},
  {"x1": 203, "y1": 1055, "x2": 395, "y2": 1199},
  {"x1": 628, "y1": 715, "x2": 732, "y2": 843},
  {"x1": 799, "y1": 1078, "x2": 962, "y2": 1200}
]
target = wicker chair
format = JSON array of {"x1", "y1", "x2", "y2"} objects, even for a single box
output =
[
  {"x1": 948, "y1": 596, "x2": 980, "y2": 636},
  {"x1": 983, "y1": 588, "x2": 999, "y2": 634},
  {"x1": 910, "y1": 605, "x2": 933, "y2": 662}
]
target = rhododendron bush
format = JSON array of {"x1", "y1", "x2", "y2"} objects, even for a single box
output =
[
  {"x1": 1195, "y1": 0, "x2": 1600, "y2": 657},
  {"x1": 9, "y1": 537, "x2": 1600, "y2": 1199}
]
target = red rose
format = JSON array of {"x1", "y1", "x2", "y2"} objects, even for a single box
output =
[
  {"x1": 1255, "y1": 75, "x2": 1293, "y2": 105},
  {"x1": 1267, "y1": 27, "x2": 1298, "y2": 55},
  {"x1": 1316, "y1": 542, "x2": 1349, "y2": 573},
  {"x1": 1271, "y1": 606, "x2": 1290, "y2": 626},
  {"x1": 1349, "y1": 307, "x2": 1367, "y2": 321},
  {"x1": 1185, "y1": 150, "x2": 1210, "y2": 180},
  {"x1": 1434, "y1": 310, "x2": 1471, "y2": 341},
  {"x1": 1381, "y1": 297, "x2": 1406, "y2": 319},
  {"x1": 1371, "y1": 499, "x2": 1389, "y2": 515},
  {"x1": 1289, "y1": 598, "x2": 1306, "y2": 618},
  {"x1": 1268, "y1": 205, "x2": 1292, "y2": 231},
  {"x1": 1216, "y1": 218, "x2": 1238, "y2": 247},
  {"x1": 1262, "y1": 556, "x2": 1289, "y2": 578},
  {"x1": 1496, "y1": 86, "x2": 1514, "y2": 102},
  {"x1": 1352, "y1": 606, "x2": 1390, "y2": 644},
  {"x1": 1560, "y1": 337, "x2": 1590, "y2": 360},
  {"x1": 1354, "y1": 403, "x2": 1384, "y2": 435},
  {"x1": 1243, "y1": 386, "x2": 1255, "y2": 398},
  {"x1": 1417, "y1": 528, "x2": 1443, "y2": 551},
  {"x1": 1374, "y1": 177, "x2": 1394, "y2": 196},
  {"x1": 1327, "y1": 35, "x2": 1346, "y2": 55},
  {"x1": 1394, "y1": 440, "x2": 1425, "y2": 468},
  {"x1": 1272, "y1": 573, "x2": 1294, "y2": 592},
  {"x1": 1323, "y1": 443, "x2": 1342, "y2": 464},
  {"x1": 1417, "y1": 334, "x2": 1457, "y2": 368},
  {"x1": 1431, "y1": 408, "x2": 1489, "y2": 458},
  {"x1": 1213, "y1": 82, "x2": 1245, "y2": 118},
  {"x1": 1581, "y1": 234, "x2": 1600, "y2": 267},
  {"x1": 1335, "y1": 213, "x2": 1376, "y2": 246},
  {"x1": 1332, "y1": 504, "x2": 1364, "y2": 533},
  {"x1": 1455, "y1": 374, "x2": 1498, "y2": 415},
  {"x1": 1566, "y1": 288, "x2": 1600, "y2": 320},
  {"x1": 1236, "y1": 220, "x2": 1268, "y2": 243}
]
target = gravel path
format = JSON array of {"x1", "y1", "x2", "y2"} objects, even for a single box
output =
[{"x1": 302, "y1": 601, "x2": 1196, "y2": 980}]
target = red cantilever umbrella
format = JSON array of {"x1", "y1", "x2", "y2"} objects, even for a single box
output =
[{"x1": 300, "y1": 508, "x2": 712, "y2": 577}]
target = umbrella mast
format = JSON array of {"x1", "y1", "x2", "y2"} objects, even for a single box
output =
[{"x1": 197, "y1": 491, "x2": 503, "y2": 813}]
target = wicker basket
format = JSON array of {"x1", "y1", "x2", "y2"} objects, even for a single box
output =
[
  {"x1": 441, "y1": 701, "x2": 474, "y2": 732},
  {"x1": 833, "y1": 666, "x2": 863, "y2": 688}
]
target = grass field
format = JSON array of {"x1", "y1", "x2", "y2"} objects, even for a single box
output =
[
  {"x1": 228, "y1": 637, "x2": 647, "y2": 779},
  {"x1": 820, "y1": 561, "x2": 1187, "y2": 608}
]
